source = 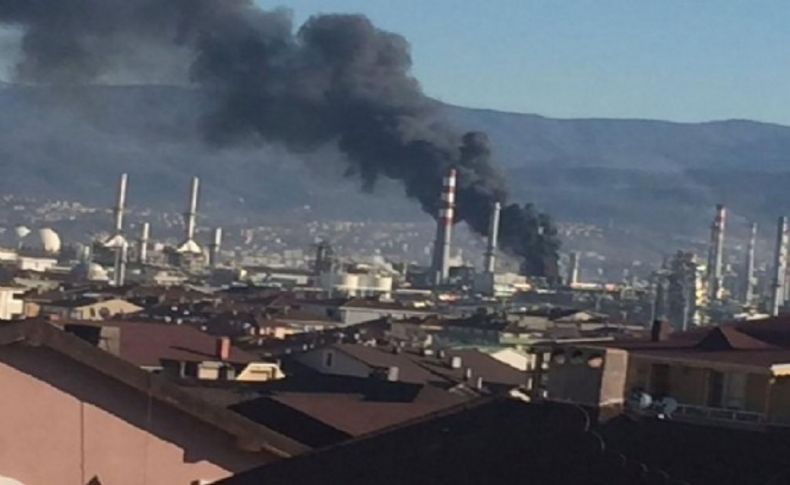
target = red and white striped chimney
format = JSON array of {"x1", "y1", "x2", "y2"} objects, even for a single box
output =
[{"x1": 433, "y1": 168, "x2": 457, "y2": 285}]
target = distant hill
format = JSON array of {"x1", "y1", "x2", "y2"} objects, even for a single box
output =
[{"x1": 2, "y1": 83, "x2": 790, "y2": 235}]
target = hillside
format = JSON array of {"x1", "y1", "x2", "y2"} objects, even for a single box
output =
[{"x1": 1, "y1": 83, "x2": 790, "y2": 235}]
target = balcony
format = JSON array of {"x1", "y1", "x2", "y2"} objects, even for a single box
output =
[{"x1": 630, "y1": 401, "x2": 790, "y2": 430}]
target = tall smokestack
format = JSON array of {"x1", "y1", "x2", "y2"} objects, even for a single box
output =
[
  {"x1": 484, "y1": 202, "x2": 500, "y2": 274},
  {"x1": 138, "y1": 222, "x2": 149, "y2": 264},
  {"x1": 186, "y1": 176, "x2": 199, "y2": 240},
  {"x1": 114, "y1": 173, "x2": 127, "y2": 234},
  {"x1": 177, "y1": 176, "x2": 202, "y2": 254},
  {"x1": 771, "y1": 216, "x2": 788, "y2": 316},
  {"x1": 104, "y1": 173, "x2": 129, "y2": 249},
  {"x1": 432, "y1": 168, "x2": 456, "y2": 285},
  {"x1": 567, "y1": 252, "x2": 580, "y2": 287},
  {"x1": 209, "y1": 227, "x2": 222, "y2": 268},
  {"x1": 742, "y1": 222, "x2": 757, "y2": 304},
  {"x1": 113, "y1": 241, "x2": 128, "y2": 287},
  {"x1": 707, "y1": 204, "x2": 726, "y2": 301}
]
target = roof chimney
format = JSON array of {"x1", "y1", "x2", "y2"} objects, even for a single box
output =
[
  {"x1": 216, "y1": 336, "x2": 231, "y2": 361},
  {"x1": 650, "y1": 319, "x2": 671, "y2": 342},
  {"x1": 450, "y1": 355, "x2": 462, "y2": 369},
  {"x1": 387, "y1": 366, "x2": 400, "y2": 382},
  {"x1": 463, "y1": 367, "x2": 473, "y2": 380}
]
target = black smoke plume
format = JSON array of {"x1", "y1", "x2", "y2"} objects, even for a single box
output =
[{"x1": 0, "y1": 0, "x2": 560, "y2": 276}]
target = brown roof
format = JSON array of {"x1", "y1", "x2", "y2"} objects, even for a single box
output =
[
  {"x1": 330, "y1": 344, "x2": 441, "y2": 384},
  {"x1": 61, "y1": 320, "x2": 259, "y2": 367},
  {"x1": 409, "y1": 349, "x2": 527, "y2": 388},
  {"x1": 0, "y1": 320, "x2": 307, "y2": 457},
  {"x1": 595, "y1": 317, "x2": 790, "y2": 368},
  {"x1": 269, "y1": 385, "x2": 467, "y2": 437},
  {"x1": 328, "y1": 344, "x2": 526, "y2": 389}
]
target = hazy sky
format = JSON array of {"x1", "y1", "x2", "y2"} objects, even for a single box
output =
[
  {"x1": 279, "y1": 0, "x2": 790, "y2": 125},
  {"x1": 2, "y1": 1, "x2": 789, "y2": 124}
]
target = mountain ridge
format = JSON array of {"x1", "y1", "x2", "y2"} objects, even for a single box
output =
[{"x1": 1, "y1": 83, "x2": 790, "y2": 235}]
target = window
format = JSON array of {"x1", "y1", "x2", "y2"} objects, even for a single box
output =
[
  {"x1": 324, "y1": 350, "x2": 334, "y2": 368},
  {"x1": 649, "y1": 364, "x2": 671, "y2": 397},
  {"x1": 707, "y1": 370, "x2": 724, "y2": 407},
  {"x1": 183, "y1": 362, "x2": 198, "y2": 378}
]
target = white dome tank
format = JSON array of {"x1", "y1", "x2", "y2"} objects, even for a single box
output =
[
  {"x1": 14, "y1": 226, "x2": 30, "y2": 239},
  {"x1": 36, "y1": 228, "x2": 62, "y2": 254}
]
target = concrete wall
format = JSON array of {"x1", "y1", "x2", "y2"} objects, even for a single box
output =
[
  {"x1": 745, "y1": 374, "x2": 769, "y2": 413},
  {"x1": 546, "y1": 347, "x2": 606, "y2": 406},
  {"x1": 0, "y1": 346, "x2": 273, "y2": 485},
  {"x1": 665, "y1": 365, "x2": 708, "y2": 404},
  {"x1": 598, "y1": 349, "x2": 628, "y2": 407},
  {"x1": 768, "y1": 377, "x2": 790, "y2": 419}
]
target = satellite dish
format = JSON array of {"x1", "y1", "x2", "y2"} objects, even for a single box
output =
[
  {"x1": 628, "y1": 390, "x2": 653, "y2": 410},
  {"x1": 657, "y1": 397, "x2": 678, "y2": 418}
]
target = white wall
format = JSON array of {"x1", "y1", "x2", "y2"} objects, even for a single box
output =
[{"x1": 0, "y1": 288, "x2": 24, "y2": 320}]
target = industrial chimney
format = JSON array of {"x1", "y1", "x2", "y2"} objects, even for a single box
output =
[
  {"x1": 177, "y1": 176, "x2": 202, "y2": 254},
  {"x1": 104, "y1": 173, "x2": 129, "y2": 287},
  {"x1": 706, "y1": 204, "x2": 726, "y2": 302},
  {"x1": 567, "y1": 251, "x2": 580, "y2": 287},
  {"x1": 209, "y1": 227, "x2": 222, "y2": 268},
  {"x1": 113, "y1": 172, "x2": 127, "y2": 235},
  {"x1": 483, "y1": 202, "x2": 500, "y2": 274},
  {"x1": 114, "y1": 241, "x2": 128, "y2": 287},
  {"x1": 771, "y1": 216, "x2": 788, "y2": 316},
  {"x1": 432, "y1": 168, "x2": 456, "y2": 286},
  {"x1": 742, "y1": 222, "x2": 757, "y2": 304},
  {"x1": 104, "y1": 173, "x2": 128, "y2": 249},
  {"x1": 138, "y1": 222, "x2": 149, "y2": 264}
]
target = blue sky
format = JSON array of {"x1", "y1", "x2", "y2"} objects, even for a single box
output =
[
  {"x1": 2, "y1": 1, "x2": 789, "y2": 124},
  {"x1": 274, "y1": 0, "x2": 790, "y2": 125}
]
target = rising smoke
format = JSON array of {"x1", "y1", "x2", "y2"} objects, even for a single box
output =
[{"x1": 0, "y1": 0, "x2": 560, "y2": 276}]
